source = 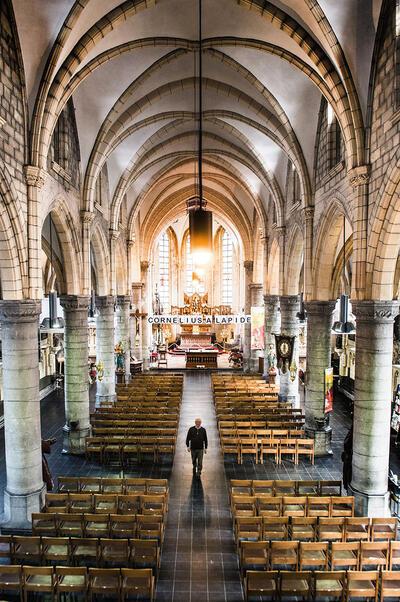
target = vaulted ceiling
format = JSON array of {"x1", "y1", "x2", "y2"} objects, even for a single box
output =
[{"x1": 13, "y1": 0, "x2": 382, "y2": 242}]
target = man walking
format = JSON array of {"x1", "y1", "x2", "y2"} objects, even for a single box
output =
[{"x1": 186, "y1": 417, "x2": 208, "y2": 477}]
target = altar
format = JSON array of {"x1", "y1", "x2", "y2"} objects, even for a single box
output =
[
  {"x1": 186, "y1": 349, "x2": 219, "y2": 369},
  {"x1": 180, "y1": 332, "x2": 211, "y2": 348}
]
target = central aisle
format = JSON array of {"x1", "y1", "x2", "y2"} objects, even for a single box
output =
[{"x1": 156, "y1": 372, "x2": 243, "y2": 602}]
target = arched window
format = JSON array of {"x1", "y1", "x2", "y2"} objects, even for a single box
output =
[
  {"x1": 221, "y1": 230, "x2": 233, "y2": 305},
  {"x1": 158, "y1": 232, "x2": 170, "y2": 311}
]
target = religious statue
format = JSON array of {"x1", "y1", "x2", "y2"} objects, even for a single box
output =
[
  {"x1": 266, "y1": 343, "x2": 276, "y2": 369},
  {"x1": 115, "y1": 341, "x2": 125, "y2": 371}
]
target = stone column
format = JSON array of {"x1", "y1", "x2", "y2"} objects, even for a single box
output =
[
  {"x1": 250, "y1": 283, "x2": 263, "y2": 372},
  {"x1": 263, "y1": 294, "x2": 280, "y2": 379},
  {"x1": 109, "y1": 229, "x2": 120, "y2": 296},
  {"x1": 303, "y1": 207, "x2": 314, "y2": 301},
  {"x1": 81, "y1": 211, "x2": 95, "y2": 296},
  {"x1": 348, "y1": 166, "x2": 370, "y2": 300},
  {"x1": 25, "y1": 166, "x2": 46, "y2": 299},
  {"x1": 60, "y1": 295, "x2": 90, "y2": 454},
  {"x1": 304, "y1": 300, "x2": 336, "y2": 456},
  {"x1": 141, "y1": 261, "x2": 150, "y2": 370},
  {"x1": 0, "y1": 300, "x2": 46, "y2": 528},
  {"x1": 115, "y1": 295, "x2": 131, "y2": 375},
  {"x1": 95, "y1": 296, "x2": 116, "y2": 406},
  {"x1": 349, "y1": 300, "x2": 399, "y2": 516},
  {"x1": 131, "y1": 283, "x2": 143, "y2": 359},
  {"x1": 243, "y1": 260, "x2": 253, "y2": 372},
  {"x1": 279, "y1": 295, "x2": 300, "y2": 405}
]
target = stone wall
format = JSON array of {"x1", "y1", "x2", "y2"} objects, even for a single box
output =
[{"x1": 48, "y1": 99, "x2": 81, "y2": 192}]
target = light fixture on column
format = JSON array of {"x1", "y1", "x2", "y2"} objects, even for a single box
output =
[
  {"x1": 41, "y1": 213, "x2": 64, "y2": 329},
  {"x1": 332, "y1": 215, "x2": 355, "y2": 334},
  {"x1": 188, "y1": 0, "x2": 212, "y2": 267},
  {"x1": 296, "y1": 292, "x2": 307, "y2": 322}
]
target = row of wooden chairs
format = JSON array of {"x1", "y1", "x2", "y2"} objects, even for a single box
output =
[
  {"x1": 57, "y1": 477, "x2": 168, "y2": 495},
  {"x1": 85, "y1": 437, "x2": 176, "y2": 465},
  {"x1": 0, "y1": 565, "x2": 154, "y2": 602},
  {"x1": 44, "y1": 493, "x2": 167, "y2": 516},
  {"x1": 91, "y1": 428, "x2": 177, "y2": 437},
  {"x1": 32, "y1": 513, "x2": 165, "y2": 542},
  {"x1": 219, "y1": 414, "x2": 304, "y2": 427},
  {"x1": 223, "y1": 438, "x2": 314, "y2": 465},
  {"x1": 234, "y1": 516, "x2": 397, "y2": 545},
  {"x1": 0, "y1": 535, "x2": 159, "y2": 571},
  {"x1": 240, "y1": 540, "x2": 400, "y2": 573},
  {"x1": 230, "y1": 479, "x2": 342, "y2": 497},
  {"x1": 232, "y1": 495, "x2": 354, "y2": 519},
  {"x1": 244, "y1": 569, "x2": 398, "y2": 601},
  {"x1": 91, "y1": 417, "x2": 178, "y2": 427}
]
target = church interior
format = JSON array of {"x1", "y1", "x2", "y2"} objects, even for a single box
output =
[{"x1": 1, "y1": 0, "x2": 400, "y2": 600}]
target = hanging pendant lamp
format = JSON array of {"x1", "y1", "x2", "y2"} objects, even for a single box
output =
[
  {"x1": 188, "y1": 0, "x2": 212, "y2": 267},
  {"x1": 332, "y1": 215, "x2": 355, "y2": 334}
]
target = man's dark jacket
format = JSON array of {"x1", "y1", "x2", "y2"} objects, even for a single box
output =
[{"x1": 186, "y1": 426, "x2": 208, "y2": 450}]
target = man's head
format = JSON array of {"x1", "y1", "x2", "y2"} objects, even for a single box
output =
[{"x1": 194, "y1": 418, "x2": 202, "y2": 428}]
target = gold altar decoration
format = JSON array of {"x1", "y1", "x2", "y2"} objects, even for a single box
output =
[{"x1": 171, "y1": 292, "x2": 231, "y2": 316}]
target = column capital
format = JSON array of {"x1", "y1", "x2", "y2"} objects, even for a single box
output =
[
  {"x1": 302, "y1": 206, "x2": 314, "y2": 221},
  {"x1": 264, "y1": 294, "x2": 280, "y2": 305},
  {"x1": 127, "y1": 239, "x2": 135, "y2": 248},
  {"x1": 81, "y1": 210, "x2": 95, "y2": 226},
  {"x1": 109, "y1": 228, "x2": 120, "y2": 241},
  {"x1": 131, "y1": 282, "x2": 143, "y2": 290},
  {"x1": 243, "y1": 260, "x2": 254, "y2": 271},
  {"x1": 0, "y1": 299, "x2": 41, "y2": 323},
  {"x1": 116, "y1": 295, "x2": 131, "y2": 308},
  {"x1": 95, "y1": 295, "x2": 115, "y2": 309},
  {"x1": 348, "y1": 164, "x2": 371, "y2": 188},
  {"x1": 249, "y1": 283, "x2": 262, "y2": 290},
  {"x1": 352, "y1": 299, "x2": 400, "y2": 323},
  {"x1": 274, "y1": 226, "x2": 286, "y2": 237},
  {"x1": 24, "y1": 165, "x2": 46, "y2": 188},
  {"x1": 304, "y1": 300, "x2": 336, "y2": 316},
  {"x1": 140, "y1": 260, "x2": 150, "y2": 271},
  {"x1": 60, "y1": 295, "x2": 90, "y2": 311},
  {"x1": 280, "y1": 294, "x2": 300, "y2": 307}
]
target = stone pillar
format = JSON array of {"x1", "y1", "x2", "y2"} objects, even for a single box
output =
[
  {"x1": 0, "y1": 300, "x2": 46, "y2": 528},
  {"x1": 264, "y1": 294, "x2": 280, "y2": 379},
  {"x1": 95, "y1": 296, "x2": 116, "y2": 406},
  {"x1": 131, "y1": 283, "x2": 143, "y2": 359},
  {"x1": 60, "y1": 295, "x2": 91, "y2": 454},
  {"x1": 349, "y1": 300, "x2": 399, "y2": 516},
  {"x1": 115, "y1": 295, "x2": 131, "y2": 374},
  {"x1": 109, "y1": 229, "x2": 120, "y2": 296},
  {"x1": 303, "y1": 207, "x2": 314, "y2": 301},
  {"x1": 243, "y1": 260, "x2": 253, "y2": 372},
  {"x1": 25, "y1": 166, "x2": 46, "y2": 299},
  {"x1": 81, "y1": 211, "x2": 95, "y2": 296},
  {"x1": 141, "y1": 261, "x2": 150, "y2": 370},
  {"x1": 348, "y1": 166, "x2": 370, "y2": 300},
  {"x1": 279, "y1": 295, "x2": 300, "y2": 405},
  {"x1": 250, "y1": 283, "x2": 263, "y2": 372},
  {"x1": 304, "y1": 300, "x2": 336, "y2": 456}
]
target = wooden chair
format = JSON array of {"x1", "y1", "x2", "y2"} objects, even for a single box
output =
[
  {"x1": 41, "y1": 537, "x2": 71, "y2": 565},
  {"x1": 84, "y1": 514, "x2": 110, "y2": 538},
  {"x1": 274, "y1": 481, "x2": 296, "y2": 496},
  {"x1": 346, "y1": 570, "x2": 378, "y2": 601},
  {"x1": 263, "y1": 517, "x2": 289, "y2": 541},
  {"x1": 118, "y1": 494, "x2": 141, "y2": 515},
  {"x1": 145, "y1": 479, "x2": 169, "y2": 496},
  {"x1": 381, "y1": 570, "x2": 400, "y2": 601},
  {"x1": 240, "y1": 541, "x2": 269, "y2": 575},
  {"x1": 222, "y1": 438, "x2": 240, "y2": 463},
  {"x1": 230, "y1": 479, "x2": 252, "y2": 497},
  {"x1": 318, "y1": 517, "x2": 345, "y2": 542},
  {"x1": 297, "y1": 480, "x2": 319, "y2": 496},
  {"x1": 296, "y1": 439, "x2": 314, "y2": 465},
  {"x1": 57, "y1": 514, "x2": 84, "y2": 538},
  {"x1": 124, "y1": 478, "x2": 147, "y2": 495},
  {"x1": 80, "y1": 477, "x2": 102, "y2": 493},
  {"x1": 0, "y1": 565, "x2": 22, "y2": 601},
  {"x1": 23, "y1": 566, "x2": 55, "y2": 602},
  {"x1": 121, "y1": 568, "x2": 155, "y2": 601},
  {"x1": 55, "y1": 566, "x2": 88, "y2": 601},
  {"x1": 331, "y1": 542, "x2": 360, "y2": 570},
  {"x1": 360, "y1": 541, "x2": 389, "y2": 570},
  {"x1": 85, "y1": 437, "x2": 103, "y2": 463},
  {"x1": 88, "y1": 568, "x2": 121, "y2": 601},
  {"x1": 45, "y1": 493, "x2": 69, "y2": 512},
  {"x1": 256, "y1": 495, "x2": 282, "y2": 517},
  {"x1": 291, "y1": 518, "x2": 317, "y2": 542},
  {"x1": 331, "y1": 496, "x2": 354, "y2": 517},
  {"x1": 32, "y1": 513, "x2": 57, "y2": 537},
  {"x1": 232, "y1": 495, "x2": 256, "y2": 517},
  {"x1": 12, "y1": 536, "x2": 42, "y2": 565},
  {"x1": 130, "y1": 539, "x2": 160, "y2": 572},
  {"x1": 100, "y1": 538, "x2": 130, "y2": 567},
  {"x1": 136, "y1": 514, "x2": 164, "y2": 543},
  {"x1": 320, "y1": 480, "x2": 342, "y2": 496},
  {"x1": 252, "y1": 480, "x2": 274, "y2": 496},
  {"x1": 314, "y1": 570, "x2": 345, "y2": 601},
  {"x1": 279, "y1": 439, "x2": 297, "y2": 464},
  {"x1": 70, "y1": 538, "x2": 99, "y2": 566},
  {"x1": 298, "y1": 541, "x2": 329, "y2": 570},
  {"x1": 58, "y1": 477, "x2": 80, "y2": 493},
  {"x1": 234, "y1": 516, "x2": 263, "y2": 544},
  {"x1": 102, "y1": 478, "x2": 124, "y2": 494},
  {"x1": 140, "y1": 494, "x2": 166, "y2": 516},
  {"x1": 269, "y1": 541, "x2": 298, "y2": 570},
  {"x1": 240, "y1": 437, "x2": 259, "y2": 464},
  {"x1": 389, "y1": 540, "x2": 400, "y2": 569},
  {"x1": 69, "y1": 494, "x2": 93, "y2": 514},
  {"x1": 122, "y1": 438, "x2": 140, "y2": 467},
  {"x1": 307, "y1": 496, "x2": 331, "y2": 517},
  {"x1": 345, "y1": 517, "x2": 370, "y2": 542},
  {"x1": 370, "y1": 517, "x2": 398, "y2": 541},
  {"x1": 110, "y1": 514, "x2": 137, "y2": 539},
  {"x1": 94, "y1": 494, "x2": 118, "y2": 514},
  {"x1": 0, "y1": 535, "x2": 12, "y2": 561},
  {"x1": 259, "y1": 439, "x2": 279, "y2": 464},
  {"x1": 282, "y1": 496, "x2": 307, "y2": 518},
  {"x1": 245, "y1": 570, "x2": 278, "y2": 601},
  {"x1": 279, "y1": 570, "x2": 312, "y2": 601}
]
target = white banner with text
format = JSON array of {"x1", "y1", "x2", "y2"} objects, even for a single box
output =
[{"x1": 147, "y1": 314, "x2": 251, "y2": 325}]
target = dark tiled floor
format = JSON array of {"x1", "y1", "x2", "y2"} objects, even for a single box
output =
[{"x1": 1, "y1": 374, "x2": 400, "y2": 600}]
